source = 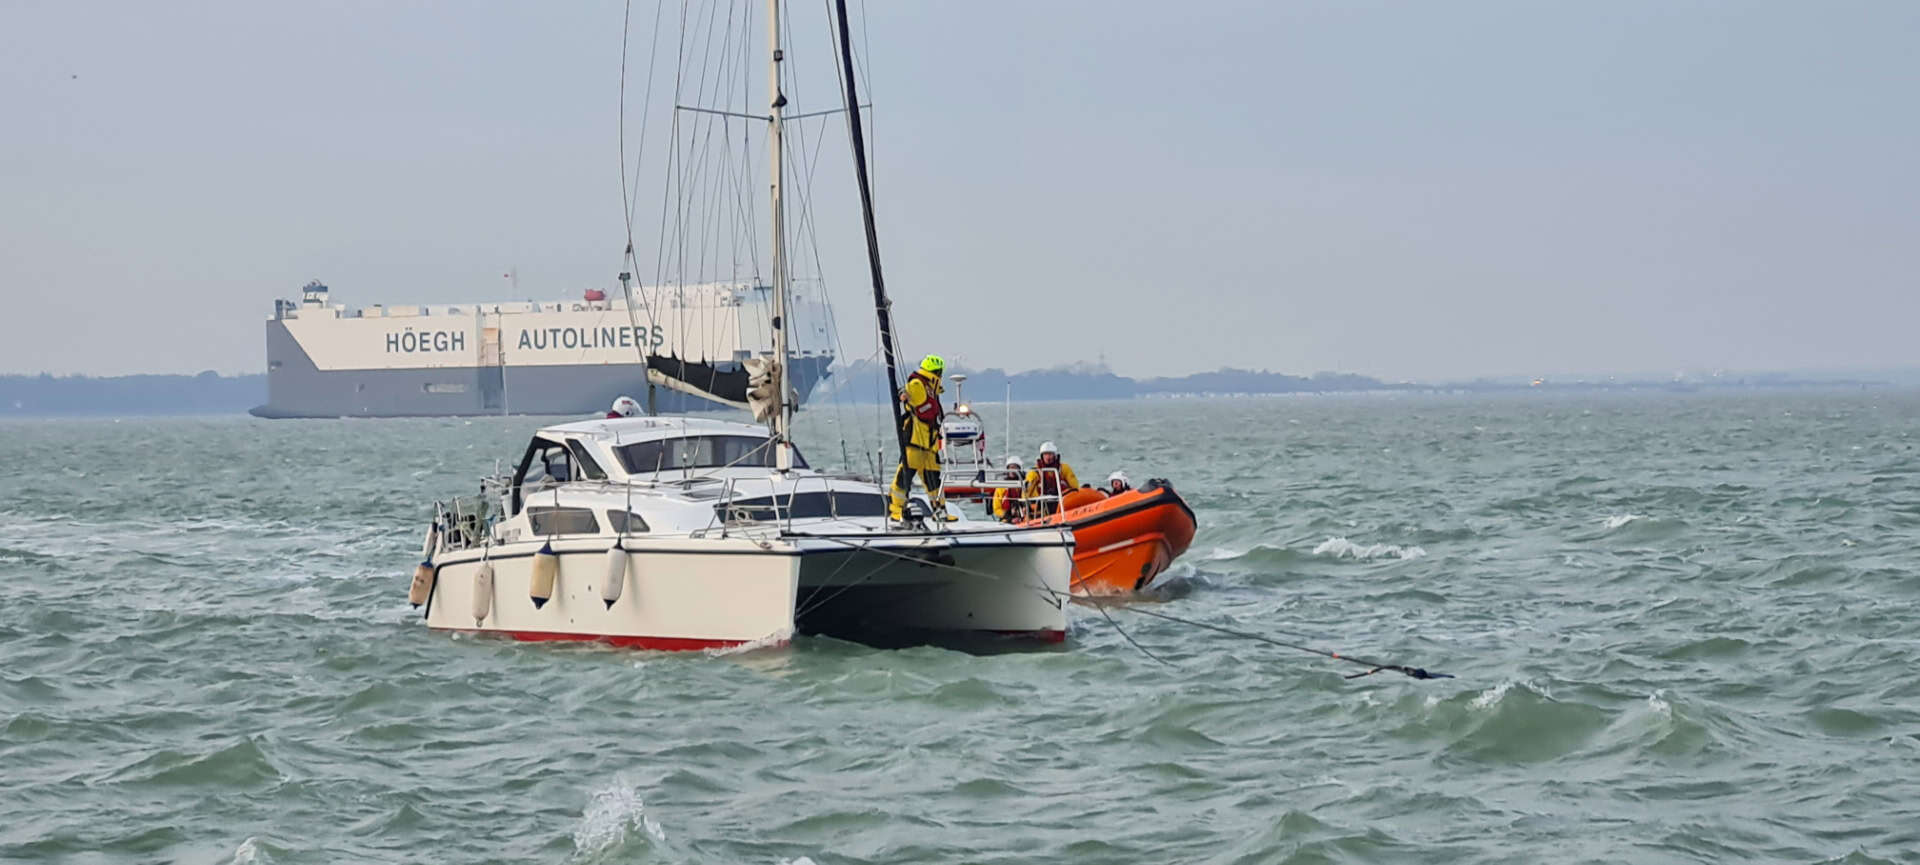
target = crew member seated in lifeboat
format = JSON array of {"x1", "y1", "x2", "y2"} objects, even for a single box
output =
[
  {"x1": 606, "y1": 395, "x2": 642, "y2": 419},
  {"x1": 992, "y1": 456, "x2": 1026, "y2": 522},
  {"x1": 1104, "y1": 470, "x2": 1132, "y2": 496},
  {"x1": 1023, "y1": 441, "x2": 1081, "y2": 518},
  {"x1": 890, "y1": 354, "x2": 954, "y2": 522}
]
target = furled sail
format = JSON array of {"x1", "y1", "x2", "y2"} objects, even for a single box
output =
[
  {"x1": 644, "y1": 354, "x2": 788, "y2": 422},
  {"x1": 643, "y1": 354, "x2": 750, "y2": 411}
]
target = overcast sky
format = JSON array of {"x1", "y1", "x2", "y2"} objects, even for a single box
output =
[{"x1": 4, "y1": 1, "x2": 1917, "y2": 380}]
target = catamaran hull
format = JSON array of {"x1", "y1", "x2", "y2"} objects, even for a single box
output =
[
  {"x1": 421, "y1": 539, "x2": 802, "y2": 649},
  {"x1": 417, "y1": 530, "x2": 1074, "y2": 650},
  {"x1": 788, "y1": 532, "x2": 1073, "y2": 643}
]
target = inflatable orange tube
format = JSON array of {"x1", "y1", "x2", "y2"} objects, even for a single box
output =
[{"x1": 1020, "y1": 480, "x2": 1197, "y2": 595}]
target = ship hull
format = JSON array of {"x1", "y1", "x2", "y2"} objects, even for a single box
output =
[{"x1": 250, "y1": 320, "x2": 832, "y2": 418}]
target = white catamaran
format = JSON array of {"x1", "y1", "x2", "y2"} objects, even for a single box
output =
[{"x1": 404, "y1": 0, "x2": 1075, "y2": 650}]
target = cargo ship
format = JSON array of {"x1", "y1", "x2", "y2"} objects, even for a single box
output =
[{"x1": 250, "y1": 280, "x2": 834, "y2": 418}]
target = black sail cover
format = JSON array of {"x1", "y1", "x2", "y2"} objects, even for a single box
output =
[{"x1": 645, "y1": 354, "x2": 751, "y2": 404}]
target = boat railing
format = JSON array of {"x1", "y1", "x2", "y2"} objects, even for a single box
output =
[
  {"x1": 999, "y1": 467, "x2": 1071, "y2": 521},
  {"x1": 433, "y1": 475, "x2": 510, "y2": 553}
]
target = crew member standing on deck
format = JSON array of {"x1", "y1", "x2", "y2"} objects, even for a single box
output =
[{"x1": 890, "y1": 354, "x2": 952, "y2": 522}]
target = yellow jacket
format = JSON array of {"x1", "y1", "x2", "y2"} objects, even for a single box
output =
[
  {"x1": 991, "y1": 482, "x2": 1027, "y2": 520},
  {"x1": 900, "y1": 371, "x2": 943, "y2": 451},
  {"x1": 1024, "y1": 461, "x2": 1080, "y2": 500}
]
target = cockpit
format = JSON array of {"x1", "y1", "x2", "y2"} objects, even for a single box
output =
[
  {"x1": 510, "y1": 435, "x2": 612, "y2": 511},
  {"x1": 506, "y1": 429, "x2": 809, "y2": 514}
]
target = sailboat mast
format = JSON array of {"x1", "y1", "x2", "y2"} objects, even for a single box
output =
[
  {"x1": 766, "y1": 0, "x2": 794, "y2": 470},
  {"x1": 831, "y1": 0, "x2": 910, "y2": 465}
]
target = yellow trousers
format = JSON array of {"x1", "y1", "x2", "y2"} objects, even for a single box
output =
[{"x1": 889, "y1": 446, "x2": 943, "y2": 517}]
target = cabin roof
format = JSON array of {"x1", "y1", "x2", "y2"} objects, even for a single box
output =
[{"x1": 537, "y1": 415, "x2": 770, "y2": 442}]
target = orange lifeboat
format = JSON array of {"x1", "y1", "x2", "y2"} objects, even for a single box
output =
[{"x1": 1021, "y1": 480, "x2": 1197, "y2": 595}]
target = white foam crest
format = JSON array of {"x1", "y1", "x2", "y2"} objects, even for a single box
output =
[
  {"x1": 706, "y1": 627, "x2": 793, "y2": 657},
  {"x1": 1645, "y1": 690, "x2": 1672, "y2": 717},
  {"x1": 573, "y1": 777, "x2": 665, "y2": 858},
  {"x1": 1602, "y1": 513, "x2": 1644, "y2": 530},
  {"x1": 1468, "y1": 680, "x2": 1514, "y2": 710},
  {"x1": 779, "y1": 858, "x2": 820, "y2": 865},
  {"x1": 1469, "y1": 678, "x2": 1553, "y2": 711},
  {"x1": 230, "y1": 838, "x2": 269, "y2": 864},
  {"x1": 1312, "y1": 537, "x2": 1427, "y2": 561},
  {"x1": 1204, "y1": 546, "x2": 1244, "y2": 561}
]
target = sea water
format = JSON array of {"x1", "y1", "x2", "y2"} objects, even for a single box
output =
[{"x1": 3, "y1": 391, "x2": 1917, "y2": 863}]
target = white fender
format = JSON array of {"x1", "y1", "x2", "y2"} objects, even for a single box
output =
[
  {"x1": 407, "y1": 560, "x2": 433, "y2": 607},
  {"x1": 530, "y1": 542, "x2": 557, "y2": 608},
  {"x1": 601, "y1": 543, "x2": 627, "y2": 608},
  {"x1": 472, "y1": 562, "x2": 494, "y2": 623}
]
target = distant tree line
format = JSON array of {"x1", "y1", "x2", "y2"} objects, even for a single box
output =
[
  {"x1": 0, "y1": 372, "x2": 265, "y2": 416},
  {"x1": 811, "y1": 361, "x2": 1395, "y2": 404}
]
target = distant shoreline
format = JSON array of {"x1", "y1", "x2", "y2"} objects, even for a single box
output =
[{"x1": 0, "y1": 369, "x2": 1899, "y2": 418}]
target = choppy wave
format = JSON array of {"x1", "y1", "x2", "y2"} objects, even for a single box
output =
[
  {"x1": 572, "y1": 777, "x2": 666, "y2": 858},
  {"x1": 8, "y1": 394, "x2": 1920, "y2": 863},
  {"x1": 1312, "y1": 537, "x2": 1428, "y2": 561},
  {"x1": 1603, "y1": 513, "x2": 1645, "y2": 530}
]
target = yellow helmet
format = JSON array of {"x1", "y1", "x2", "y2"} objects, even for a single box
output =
[{"x1": 919, "y1": 354, "x2": 945, "y2": 374}]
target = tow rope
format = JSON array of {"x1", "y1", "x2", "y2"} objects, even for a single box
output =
[{"x1": 1074, "y1": 599, "x2": 1454, "y2": 681}]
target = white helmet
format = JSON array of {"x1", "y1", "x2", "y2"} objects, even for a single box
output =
[
  {"x1": 1038, "y1": 441, "x2": 1058, "y2": 456},
  {"x1": 1107, "y1": 470, "x2": 1131, "y2": 488},
  {"x1": 1005, "y1": 455, "x2": 1023, "y2": 468},
  {"x1": 609, "y1": 395, "x2": 642, "y2": 418}
]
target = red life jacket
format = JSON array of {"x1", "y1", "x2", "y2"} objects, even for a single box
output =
[
  {"x1": 904, "y1": 370, "x2": 943, "y2": 424},
  {"x1": 1035, "y1": 460, "x2": 1064, "y2": 496}
]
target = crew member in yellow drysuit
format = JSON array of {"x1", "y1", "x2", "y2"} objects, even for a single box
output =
[
  {"x1": 1024, "y1": 441, "x2": 1081, "y2": 517},
  {"x1": 890, "y1": 354, "x2": 950, "y2": 521},
  {"x1": 992, "y1": 456, "x2": 1025, "y2": 522}
]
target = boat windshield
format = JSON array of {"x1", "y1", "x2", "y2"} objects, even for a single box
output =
[
  {"x1": 717, "y1": 490, "x2": 887, "y2": 522},
  {"x1": 614, "y1": 434, "x2": 808, "y2": 473}
]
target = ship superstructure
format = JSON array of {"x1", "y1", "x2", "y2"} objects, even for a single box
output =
[{"x1": 251, "y1": 280, "x2": 834, "y2": 418}]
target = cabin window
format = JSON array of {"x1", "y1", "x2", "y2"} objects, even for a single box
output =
[
  {"x1": 615, "y1": 435, "x2": 808, "y2": 473},
  {"x1": 567, "y1": 440, "x2": 608, "y2": 481},
  {"x1": 524, "y1": 444, "x2": 574, "y2": 485},
  {"x1": 527, "y1": 506, "x2": 601, "y2": 535},
  {"x1": 716, "y1": 491, "x2": 885, "y2": 522},
  {"x1": 604, "y1": 510, "x2": 651, "y2": 533}
]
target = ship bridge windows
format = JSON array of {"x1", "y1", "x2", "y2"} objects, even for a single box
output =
[{"x1": 614, "y1": 435, "x2": 807, "y2": 474}]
